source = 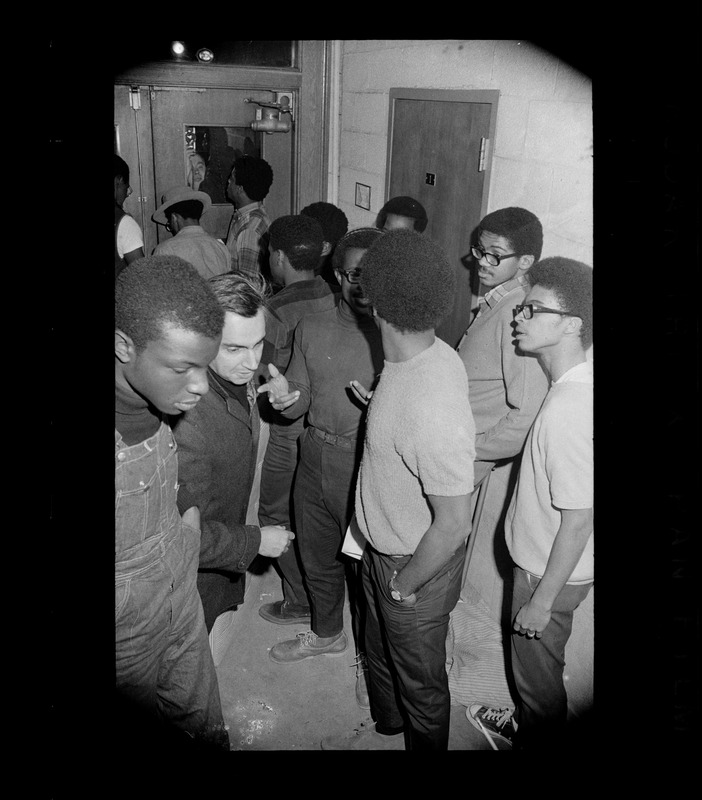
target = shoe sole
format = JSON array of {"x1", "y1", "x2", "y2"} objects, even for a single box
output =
[
  {"x1": 269, "y1": 646, "x2": 348, "y2": 664},
  {"x1": 258, "y1": 610, "x2": 312, "y2": 626}
]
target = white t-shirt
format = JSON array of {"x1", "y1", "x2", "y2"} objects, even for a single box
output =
[
  {"x1": 117, "y1": 214, "x2": 144, "y2": 258},
  {"x1": 505, "y1": 360, "x2": 593, "y2": 583}
]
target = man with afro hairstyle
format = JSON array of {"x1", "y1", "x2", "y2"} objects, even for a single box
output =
[
  {"x1": 456, "y1": 206, "x2": 550, "y2": 487},
  {"x1": 225, "y1": 155, "x2": 274, "y2": 278},
  {"x1": 115, "y1": 256, "x2": 229, "y2": 750},
  {"x1": 300, "y1": 200, "x2": 349, "y2": 289},
  {"x1": 322, "y1": 230, "x2": 476, "y2": 750},
  {"x1": 468, "y1": 258, "x2": 593, "y2": 751},
  {"x1": 375, "y1": 195, "x2": 428, "y2": 233},
  {"x1": 256, "y1": 215, "x2": 337, "y2": 628}
]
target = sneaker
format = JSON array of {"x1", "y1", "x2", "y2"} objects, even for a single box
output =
[
  {"x1": 351, "y1": 653, "x2": 370, "y2": 710},
  {"x1": 467, "y1": 704, "x2": 517, "y2": 747},
  {"x1": 269, "y1": 630, "x2": 348, "y2": 663},
  {"x1": 258, "y1": 600, "x2": 311, "y2": 626},
  {"x1": 321, "y1": 720, "x2": 405, "y2": 750}
]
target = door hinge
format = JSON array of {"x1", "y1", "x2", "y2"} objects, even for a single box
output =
[
  {"x1": 129, "y1": 86, "x2": 141, "y2": 111},
  {"x1": 478, "y1": 137, "x2": 490, "y2": 172}
]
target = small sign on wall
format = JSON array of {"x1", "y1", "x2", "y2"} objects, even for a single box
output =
[{"x1": 355, "y1": 182, "x2": 371, "y2": 210}]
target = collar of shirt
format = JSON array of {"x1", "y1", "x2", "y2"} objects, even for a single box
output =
[
  {"x1": 480, "y1": 273, "x2": 530, "y2": 312},
  {"x1": 174, "y1": 225, "x2": 205, "y2": 237},
  {"x1": 553, "y1": 359, "x2": 593, "y2": 386},
  {"x1": 233, "y1": 201, "x2": 263, "y2": 221}
]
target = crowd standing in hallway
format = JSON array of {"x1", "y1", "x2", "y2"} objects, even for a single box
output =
[{"x1": 114, "y1": 150, "x2": 593, "y2": 752}]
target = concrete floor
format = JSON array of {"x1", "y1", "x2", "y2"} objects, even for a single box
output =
[{"x1": 212, "y1": 561, "x2": 502, "y2": 751}]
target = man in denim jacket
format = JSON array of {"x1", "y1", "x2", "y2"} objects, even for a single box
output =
[{"x1": 115, "y1": 256, "x2": 227, "y2": 750}]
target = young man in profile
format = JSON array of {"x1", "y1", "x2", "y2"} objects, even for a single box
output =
[
  {"x1": 225, "y1": 155, "x2": 274, "y2": 278},
  {"x1": 468, "y1": 257, "x2": 593, "y2": 752},
  {"x1": 115, "y1": 255, "x2": 228, "y2": 750}
]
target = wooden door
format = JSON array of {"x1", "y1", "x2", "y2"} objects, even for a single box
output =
[
  {"x1": 149, "y1": 87, "x2": 294, "y2": 245},
  {"x1": 386, "y1": 89, "x2": 498, "y2": 347}
]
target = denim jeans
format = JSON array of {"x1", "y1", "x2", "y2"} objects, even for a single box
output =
[
  {"x1": 258, "y1": 416, "x2": 310, "y2": 610},
  {"x1": 510, "y1": 565, "x2": 593, "y2": 750},
  {"x1": 115, "y1": 424, "x2": 228, "y2": 749},
  {"x1": 293, "y1": 427, "x2": 363, "y2": 640},
  {"x1": 362, "y1": 543, "x2": 465, "y2": 750}
]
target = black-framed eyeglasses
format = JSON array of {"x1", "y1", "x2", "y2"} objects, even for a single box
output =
[
  {"x1": 338, "y1": 268, "x2": 362, "y2": 283},
  {"x1": 514, "y1": 303, "x2": 579, "y2": 320},
  {"x1": 471, "y1": 245, "x2": 519, "y2": 267}
]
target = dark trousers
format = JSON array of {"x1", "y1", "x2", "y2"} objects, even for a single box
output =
[
  {"x1": 362, "y1": 543, "x2": 465, "y2": 750},
  {"x1": 510, "y1": 565, "x2": 593, "y2": 750},
  {"x1": 293, "y1": 427, "x2": 363, "y2": 641},
  {"x1": 258, "y1": 416, "x2": 310, "y2": 610}
]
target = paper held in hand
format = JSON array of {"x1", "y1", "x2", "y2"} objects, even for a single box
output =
[{"x1": 342, "y1": 515, "x2": 366, "y2": 560}]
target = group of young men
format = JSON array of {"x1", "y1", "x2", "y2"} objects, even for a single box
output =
[{"x1": 115, "y1": 166, "x2": 593, "y2": 752}]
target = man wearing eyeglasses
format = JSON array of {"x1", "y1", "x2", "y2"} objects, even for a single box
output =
[
  {"x1": 257, "y1": 228, "x2": 384, "y2": 710},
  {"x1": 468, "y1": 257, "x2": 593, "y2": 751},
  {"x1": 456, "y1": 207, "x2": 550, "y2": 486}
]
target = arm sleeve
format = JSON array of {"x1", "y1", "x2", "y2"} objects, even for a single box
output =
[
  {"x1": 117, "y1": 215, "x2": 144, "y2": 258},
  {"x1": 175, "y1": 421, "x2": 261, "y2": 573},
  {"x1": 234, "y1": 218, "x2": 267, "y2": 279},
  {"x1": 474, "y1": 326, "x2": 549, "y2": 462},
  {"x1": 280, "y1": 323, "x2": 311, "y2": 419},
  {"x1": 544, "y1": 390, "x2": 593, "y2": 510}
]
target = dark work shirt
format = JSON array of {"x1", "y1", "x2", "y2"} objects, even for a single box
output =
[
  {"x1": 260, "y1": 276, "x2": 337, "y2": 376},
  {"x1": 282, "y1": 301, "x2": 384, "y2": 440}
]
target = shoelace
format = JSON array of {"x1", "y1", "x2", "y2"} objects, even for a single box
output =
[
  {"x1": 350, "y1": 653, "x2": 368, "y2": 677},
  {"x1": 481, "y1": 707, "x2": 514, "y2": 729},
  {"x1": 296, "y1": 631, "x2": 318, "y2": 646}
]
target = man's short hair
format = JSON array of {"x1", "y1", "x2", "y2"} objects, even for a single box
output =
[
  {"x1": 232, "y1": 155, "x2": 274, "y2": 201},
  {"x1": 300, "y1": 202, "x2": 349, "y2": 247},
  {"x1": 477, "y1": 207, "x2": 543, "y2": 262},
  {"x1": 527, "y1": 257, "x2": 593, "y2": 348},
  {"x1": 360, "y1": 230, "x2": 455, "y2": 333},
  {"x1": 165, "y1": 199, "x2": 204, "y2": 222},
  {"x1": 376, "y1": 196, "x2": 428, "y2": 233},
  {"x1": 208, "y1": 271, "x2": 271, "y2": 318},
  {"x1": 114, "y1": 154, "x2": 129, "y2": 183},
  {"x1": 115, "y1": 255, "x2": 224, "y2": 351},
  {"x1": 332, "y1": 227, "x2": 385, "y2": 272},
  {"x1": 269, "y1": 215, "x2": 324, "y2": 272}
]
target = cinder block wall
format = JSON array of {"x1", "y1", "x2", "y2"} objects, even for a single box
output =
[
  {"x1": 335, "y1": 39, "x2": 593, "y2": 717},
  {"x1": 337, "y1": 39, "x2": 593, "y2": 265}
]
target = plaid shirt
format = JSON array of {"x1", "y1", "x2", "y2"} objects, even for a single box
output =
[{"x1": 225, "y1": 202, "x2": 271, "y2": 278}]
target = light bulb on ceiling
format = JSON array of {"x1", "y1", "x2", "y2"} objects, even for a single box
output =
[
  {"x1": 171, "y1": 41, "x2": 186, "y2": 57},
  {"x1": 197, "y1": 48, "x2": 214, "y2": 63}
]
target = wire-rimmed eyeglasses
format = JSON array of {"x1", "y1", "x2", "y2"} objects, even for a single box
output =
[
  {"x1": 338, "y1": 268, "x2": 362, "y2": 284},
  {"x1": 514, "y1": 303, "x2": 580, "y2": 320},
  {"x1": 471, "y1": 244, "x2": 518, "y2": 267}
]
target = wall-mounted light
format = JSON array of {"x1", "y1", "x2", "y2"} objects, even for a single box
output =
[
  {"x1": 171, "y1": 41, "x2": 187, "y2": 58},
  {"x1": 197, "y1": 48, "x2": 214, "y2": 63}
]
